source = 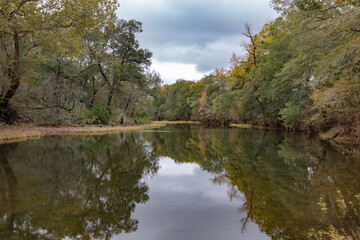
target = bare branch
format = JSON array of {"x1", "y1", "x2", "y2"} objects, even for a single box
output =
[
  {"x1": 242, "y1": 23, "x2": 257, "y2": 67},
  {"x1": 0, "y1": 29, "x2": 14, "y2": 35},
  {"x1": 98, "y1": 62, "x2": 111, "y2": 87},
  {"x1": 19, "y1": 23, "x2": 74, "y2": 35},
  {"x1": 350, "y1": 27, "x2": 360, "y2": 33},
  {"x1": 70, "y1": 64, "x2": 97, "y2": 82},
  {"x1": 26, "y1": 44, "x2": 38, "y2": 54},
  {"x1": 10, "y1": 0, "x2": 40, "y2": 18}
]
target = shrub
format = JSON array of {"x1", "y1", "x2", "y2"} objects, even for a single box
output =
[
  {"x1": 134, "y1": 116, "x2": 151, "y2": 125},
  {"x1": 279, "y1": 102, "x2": 304, "y2": 128},
  {"x1": 86, "y1": 104, "x2": 110, "y2": 125}
]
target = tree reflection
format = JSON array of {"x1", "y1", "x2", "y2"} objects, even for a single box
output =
[
  {"x1": 0, "y1": 144, "x2": 18, "y2": 235},
  {"x1": 1, "y1": 127, "x2": 359, "y2": 239},
  {"x1": 0, "y1": 133, "x2": 159, "y2": 239},
  {"x1": 144, "y1": 127, "x2": 360, "y2": 239}
]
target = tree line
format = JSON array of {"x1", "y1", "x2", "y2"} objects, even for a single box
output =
[
  {"x1": 0, "y1": 0, "x2": 160, "y2": 125},
  {"x1": 150, "y1": 0, "x2": 360, "y2": 140}
]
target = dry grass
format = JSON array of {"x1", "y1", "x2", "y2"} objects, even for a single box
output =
[
  {"x1": 0, "y1": 130, "x2": 42, "y2": 144},
  {"x1": 319, "y1": 126, "x2": 343, "y2": 140},
  {"x1": 152, "y1": 120, "x2": 201, "y2": 124},
  {"x1": 230, "y1": 123, "x2": 253, "y2": 129},
  {"x1": 0, "y1": 122, "x2": 166, "y2": 144}
]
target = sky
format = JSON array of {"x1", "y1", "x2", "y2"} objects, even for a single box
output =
[{"x1": 117, "y1": 0, "x2": 278, "y2": 85}]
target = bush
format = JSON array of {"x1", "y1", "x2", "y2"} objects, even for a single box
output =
[
  {"x1": 134, "y1": 116, "x2": 151, "y2": 125},
  {"x1": 86, "y1": 104, "x2": 110, "y2": 125},
  {"x1": 133, "y1": 103, "x2": 152, "y2": 125},
  {"x1": 279, "y1": 102, "x2": 304, "y2": 128}
]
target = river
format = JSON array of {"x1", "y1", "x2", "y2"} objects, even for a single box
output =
[{"x1": 0, "y1": 124, "x2": 359, "y2": 239}]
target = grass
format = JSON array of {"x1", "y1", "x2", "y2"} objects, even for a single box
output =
[
  {"x1": 66, "y1": 123, "x2": 167, "y2": 134},
  {"x1": 0, "y1": 122, "x2": 167, "y2": 144},
  {"x1": 152, "y1": 120, "x2": 201, "y2": 124},
  {"x1": 0, "y1": 120, "x2": 202, "y2": 144},
  {"x1": 230, "y1": 123, "x2": 253, "y2": 129},
  {"x1": 0, "y1": 130, "x2": 43, "y2": 144}
]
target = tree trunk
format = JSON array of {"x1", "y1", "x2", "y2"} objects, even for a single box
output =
[
  {"x1": 0, "y1": 145, "x2": 17, "y2": 230},
  {"x1": 131, "y1": 105, "x2": 136, "y2": 117},
  {"x1": 255, "y1": 96, "x2": 266, "y2": 126},
  {"x1": 0, "y1": 29, "x2": 21, "y2": 123},
  {"x1": 0, "y1": 55, "x2": 11, "y2": 98},
  {"x1": 107, "y1": 86, "x2": 114, "y2": 114},
  {"x1": 90, "y1": 76, "x2": 97, "y2": 108},
  {"x1": 124, "y1": 93, "x2": 132, "y2": 112},
  {"x1": 242, "y1": 114, "x2": 247, "y2": 124}
]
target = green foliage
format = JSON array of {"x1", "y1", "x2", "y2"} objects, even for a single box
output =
[
  {"x1": 1, "y1": 0, "x2": 358, "y2": 139},
  {"x1": 133, "y1": 101, "x2": 152, "y2": 124},
  {"x1": 150, "y1": 1, "x2": 360, "y2": 138},
  {"x1": 279, "y1": 102, "x2": 304, "y2": 128},
  {"x1": 294, "y1": 0, "x2": 322, "y2": 11},
  {"x1": 134, "y1": 116, "x2": 151, "y2": 125},
  {"x1": 0, "y1": 9, "x2": 156, "y2": 126},
  {"x1": 0, "y1": 0, "x2": 119, "y2": 123},
  {"x1": 86, "y1": 104, "x2": 111, "y2": 125},
  {"x1": 212, "y1": 91, "x2": 235, "y2": 121}
]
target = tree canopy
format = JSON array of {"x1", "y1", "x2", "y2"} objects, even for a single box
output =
[{"x1": 0, "y1": 1, "x2": 162, "y2": 125}]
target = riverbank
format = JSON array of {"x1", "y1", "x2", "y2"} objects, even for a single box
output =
[
  {"x1": 230, "y1": 123, "x2": 359, "y2": 145},
  {"x1": 0, "y1": 122, "x2": 168, "y2": 144},
  {"x1": 1, "y1": 121, "x2": 358, "y2": 146}
]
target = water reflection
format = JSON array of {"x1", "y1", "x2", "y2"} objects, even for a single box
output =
[
  {"x1": 143, "y1": 126, "x2": 360, "y2": 239},
  {"x1": 0, "y1": 134, "x2": 159, "y2": 239},
  {"x1": 0, "y1": 126, "x2": 360, "y2": 239},
  {"x1": 121, "y1": 156, "x2": 266, "y2": 240}
]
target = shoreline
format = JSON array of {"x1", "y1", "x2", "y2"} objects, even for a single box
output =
[
  {"x1": 0, "y1": 121, "x2": 358, "y2": 146},
  {"x1": 230, "y1": 123, "x2": 359, "y2": 146},
  {"x1": 0, "y1": 122, "x2": 169, "y2": 144}
]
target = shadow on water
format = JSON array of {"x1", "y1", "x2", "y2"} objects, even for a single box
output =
[{"x1": 0, "y1": 126, "x2": 359, "y2": 239}]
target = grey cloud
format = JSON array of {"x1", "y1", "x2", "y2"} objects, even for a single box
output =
[{"x1": 118, "y1": 0, "x2": 277, "y2": 73}]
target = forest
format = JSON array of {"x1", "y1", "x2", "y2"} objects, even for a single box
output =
[
  {"x1": 0, "y1": 0, "x2": 160, "y2": 126},
  {"x1": 151, "y1": 0, "x2": 360, "y2": 141},
  {"x1": 0, "y1": 0, "x2": 359, "y2": 140}
]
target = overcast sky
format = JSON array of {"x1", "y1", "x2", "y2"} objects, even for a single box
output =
[{"x1": 117, "y1": 0, "x2": 277, "y2": 84}]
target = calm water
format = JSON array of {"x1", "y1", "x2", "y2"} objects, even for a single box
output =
[{"x1": 1, "y1": 125, "x2": 359, "y2": 239}]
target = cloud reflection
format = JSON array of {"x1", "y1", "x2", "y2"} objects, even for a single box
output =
[
  {"x1": 158, "y1": 157, "x2": 198, "y2": 176},
  {"x1": 118, "y1": 157, "x2": 270, "y2": 240}
]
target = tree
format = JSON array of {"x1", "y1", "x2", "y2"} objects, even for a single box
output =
[
  {"x1": 0, "y1": 0, "x2": 118, "y2": 123},
  {"x1": 86, "y1": 19, "x2": 152, "y2": 114}
]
